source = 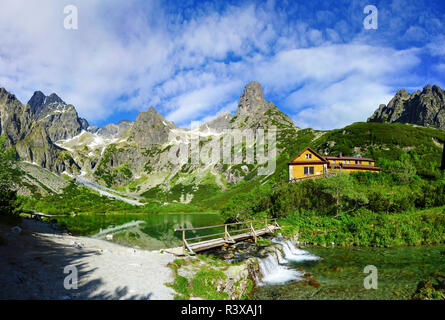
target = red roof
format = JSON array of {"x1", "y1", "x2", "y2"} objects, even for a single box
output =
[
  {"x1": 325, "y1": 156, "x2": 375, "y2": 162},
  {"x1": 328, "y1": 163, "x2": 381, "y2": 171}
]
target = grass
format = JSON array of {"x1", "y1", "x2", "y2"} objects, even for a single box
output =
[
  {"x1": 166, "y1": 258, "x2": 229, "y2": 300},
  {"x1": 279, "y1": 206, "x2": 445, "y2": 247}
]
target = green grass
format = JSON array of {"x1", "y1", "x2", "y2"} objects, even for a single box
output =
[
  {"x1": 279, "y1": 206, "x2": 445, "y2": 247},
  {"x1": 166, "y1": 258, "x2": 229, "y2": 300}
]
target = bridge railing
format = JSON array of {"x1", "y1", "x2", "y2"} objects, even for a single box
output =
[{"x1": 174, "y1": 218, "x2": 280, "y2": 255}]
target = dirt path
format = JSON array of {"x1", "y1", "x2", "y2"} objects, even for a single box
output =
[{"x1": 0, "y1": 219, "x2": 176, "y2": 300}]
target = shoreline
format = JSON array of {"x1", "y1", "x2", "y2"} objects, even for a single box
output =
[{"x1": 0, "y1": 218, "x2": 176, "y2": 300}]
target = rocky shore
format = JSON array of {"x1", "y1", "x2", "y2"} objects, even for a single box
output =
[{"x1": 0, "y1": 218, "x2": 175, "y2": 300}]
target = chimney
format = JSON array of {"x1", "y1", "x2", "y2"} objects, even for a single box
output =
[{"x1": 440, "y1": 141, "x2": 445, "y2": 170}]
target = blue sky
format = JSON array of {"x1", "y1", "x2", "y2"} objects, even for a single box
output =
[{"x1": 1, "y1": 0, "x2": 445, "y2": 130}]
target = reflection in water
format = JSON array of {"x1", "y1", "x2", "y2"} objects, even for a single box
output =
[{"x1": 64, "y1": 213, "x2": 223, "y2": 250}]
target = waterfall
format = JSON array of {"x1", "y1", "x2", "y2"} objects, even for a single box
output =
[
  {"x1": 258, "y1": 253, "x2": 303, "y2": 285},
  {"x1": 275, "y1": 239, "x2": 320, "y2": 262},
  {"x1": 258, "y1": 238, "x2": 320, "y2": 285}
]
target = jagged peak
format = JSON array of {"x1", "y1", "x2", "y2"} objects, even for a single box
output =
[
  {"x1": 368, "y1": 84, "x2": 445, "y2": 129},
  {"x1": 235, "y1": 81, "x2": 270, "y2": 116},
  {"x1": 241, "y1": 81, "x2": 266, "y2": 103},
  {"x1": 0, "y1": 87, "x2": 18, "y2": 101},
  {"x1": 135, "y1": 106, "x2": 177, "y2": 128},
  {"x1": 46, "y1": 93, "x2": 65, "y2": 105}
]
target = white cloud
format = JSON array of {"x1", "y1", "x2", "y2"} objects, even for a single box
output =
[
  {"x1": 289, "y1": 77, "x2": 394, "y2": 130},
  {"x1": 0, "y1": 0, "x2": 430, "y2": 130}
]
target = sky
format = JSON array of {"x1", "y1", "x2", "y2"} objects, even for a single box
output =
[{"x1": 0, "y1": 0, "x2": 445, "y2": 130}]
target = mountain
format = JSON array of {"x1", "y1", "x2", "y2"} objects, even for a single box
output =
[
  {"x1": 97, "y1": 120, "x2": 133, "y2": 138},
  {"x1": 27, "y1": 91, "x2": 89, "y2": 141},
  {"x1": 368, "y1": 84, "x2": 445, "y2": 129},
  {"x1": 0, "y1": 88, "x2": 33, "y2": 145},
  {"x1": 0, "y1": 88, "x2": 87, "y2": 175},
  {"x1": 128, "y1": 107, "x2": 177, "y2": 148},
  {"x1": 0, "y1": 82, "x2": 300, "y2": 198},
  {"x1": 8, "y1": 81, "x2": 444, "y2": 207},
  {"x1": 231, "y1": 81, "x2": 295, "y2": 129}
]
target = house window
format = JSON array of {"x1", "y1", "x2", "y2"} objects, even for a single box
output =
[
  {"x1": 305, "y1": 154, "x2": 312, "y2": 159},
  {"x1": 332, "y1": 160, "x2": 336, "y2": 164},
  {"x1": 359, "y1": 161, "x2": 362, "y2": 165},
  {"x1": 304, "y1": 167, "x2": 314, "y2": 175},
  {"x1": 355, "y1": 160, "x2": 358, "y2": 164}
]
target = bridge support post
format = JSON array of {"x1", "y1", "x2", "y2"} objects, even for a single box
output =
[
  {"x1": 250, "y1": 222, "x2": 257, "y2": 243},
  {"x1": 182, "y1": 230, "x2": 186, "y2": 255}
]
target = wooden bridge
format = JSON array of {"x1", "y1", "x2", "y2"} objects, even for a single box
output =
[{"x1": 165, "y1": 219, "x2": 281, "y2": 256}]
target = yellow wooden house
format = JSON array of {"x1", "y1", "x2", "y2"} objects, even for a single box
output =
[{"x1": 288, "y1": 147, "x2": 381, "y2": 181}]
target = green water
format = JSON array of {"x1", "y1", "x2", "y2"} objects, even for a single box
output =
[
  {"x1": 252, "y1": 245, "x2": 445, "y2": 300},
  {"x1": 58, "y1": 213, "x2": 223, "y2": 250}
]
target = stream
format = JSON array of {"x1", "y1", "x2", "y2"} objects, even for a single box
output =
[{"x1": 252, "y1": 241, "x2": 445, "y2": 300}]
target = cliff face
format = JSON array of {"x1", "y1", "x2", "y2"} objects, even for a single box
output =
[
  {"x1": 0, "y1": 88, "x2": 34, "y2": 145},
  {"x1": 368, "y1": 85, "x2": 445, "y2": 129}
]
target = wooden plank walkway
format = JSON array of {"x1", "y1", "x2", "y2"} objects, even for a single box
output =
[{"x1": 165, "y1": 219, "x2": 281, "y2": 256}]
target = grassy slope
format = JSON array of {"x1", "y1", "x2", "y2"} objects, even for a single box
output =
[
  {"x1": 214, "y1": 122, "x2": 444, "y2": 205},
  {"x1": 18, "y1": 122, "x2": 445, "y2": 217}
]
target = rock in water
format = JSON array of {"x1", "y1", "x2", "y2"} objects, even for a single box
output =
[{"x1": 11, "y1": 226, "x2": 22, "y2": 234}]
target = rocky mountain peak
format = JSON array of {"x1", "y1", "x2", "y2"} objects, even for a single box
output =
[
  {"x1": 368, "y1": 84, "x2": 445, "y2": 129},
  {"x1": 28, "y1": 91, "x2": 46, "y2": 115},
  {"x1": 96, "y1": 120, "x2": 134, "y2": 138},
  {"x1": 27, "y1": 91, "x2": 67, "y2": 119},
  {"x1": 230, "y1": 81, "x2": 297, "y2": 130},
  {"x1": 46, "y1": 93, "x2": 65, "y2": 105},
  {"x1": 235, "y1": 81, "x2": 270, "y2": 117},
  {"x1": 0, "y1": 88, "x2": 34, "y2": 145},
  {"x1": 129, "y1": 107, "x2": 177, "y2": 148},
  {"x1": 0, "y1": 88, "x2": 20, "y2": 105},
  {"x1": 25, "y1": 90, "x2": 89, "y2": 141}
]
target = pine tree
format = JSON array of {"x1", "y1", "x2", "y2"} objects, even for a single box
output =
[{"x1": 0, "y1": 136, "x2": 23, "y2": 215}]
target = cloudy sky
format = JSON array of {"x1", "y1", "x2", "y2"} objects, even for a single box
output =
[{"x1": 0, "y1": 0, "x2": 444, "y2": 130}]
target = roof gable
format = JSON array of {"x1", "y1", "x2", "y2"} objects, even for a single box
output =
[{"x1": 290, "y1": 147, "x2": 327, "y2": 163}]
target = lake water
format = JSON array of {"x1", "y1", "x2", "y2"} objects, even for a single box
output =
[
  {"x1": 251, "y1": 244, "x2": 445, "y2": 300},
  {"x1": 58, "y1": 213, "x2": 223, "y2": 250}
]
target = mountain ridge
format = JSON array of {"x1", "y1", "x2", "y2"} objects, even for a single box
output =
[
  {"x1": 1, "y1": 82, "x2": 444, "y2": 202},
  {"x1": 368, "y1": 84, "x2": 445, "y2": 129}
]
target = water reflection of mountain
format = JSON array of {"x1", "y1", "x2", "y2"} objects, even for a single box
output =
[{"x1": 93, "y1": 214, "x2": 222, "y2": 250}]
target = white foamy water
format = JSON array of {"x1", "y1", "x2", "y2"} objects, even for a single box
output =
[
  {"x1": 276, "y1": 239, "x2": 320, "y2": 262},
  {"x1": 259, "y1": 254, "x2": 303, "y2": 285},
  {"x1": 258, "y1": 239, "x2": 320, "y2": 285}
]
